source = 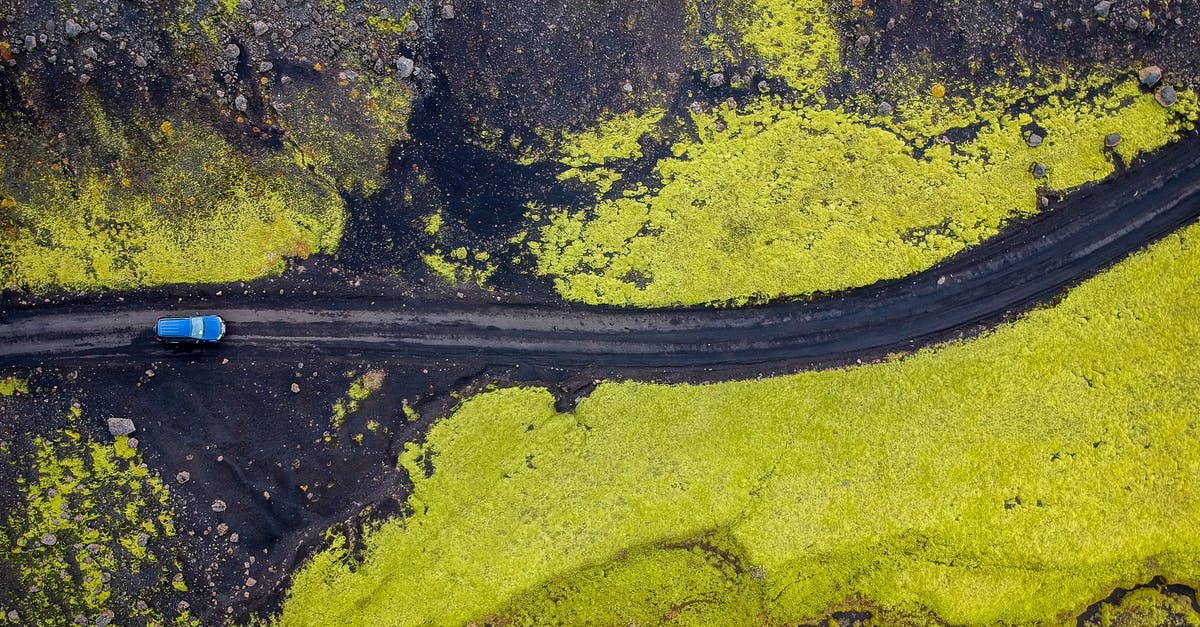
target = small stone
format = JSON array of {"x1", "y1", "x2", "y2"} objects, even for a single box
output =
[
  {"x1": 258, "y1": 61, "x2": 273, "y2": 72},
  {"x1": 689, "y1": 101, "x2": 703, "y2": 114},
  {"x1": 65, "y1": 20, "x2": 82, "y2": 37},
  {"x1": 707, "y1": 72, "x2": 725, "y2": 88},
  {"x1": 1139, "y1": 65, "x2": 1163, "y2": 87},
  {"x1": 1104, "y1": 132, "x2": 1122, "y2": 147},
  {"x1": 107, "y1": 417, "x2": 135, "y2": 437},
  {"x1": 855, "y1": 34, "x2": 871, "y2": 48},
  {"x1": 394, "y1": 56, "x2": 414, "y2": 78},
  {"x1": 1155, "y1": 85, "x2": 1178, "y2": 107},
  {"x1": 239, "y1": 0, "x2": 253, "y2": 9},
  {"x1": 877, "y1": 101, "x2": 893, "y2": 115},
  {"x1": 211, "y1": 499, "x2": 227, "y2": 513},
  {"x1": 290, "y1": 382, "x2": 301, "y2": 393},
  {"x1": 621, "y1": 80, "x2": 633, "y2": 94},
  {"x1": 1026, "y1": 132, "x2": 1043, "y2": 147},
  {"x1": 253, "y1": 21, "x2": 269, "y2": 36},
  {"x1": 441, "y1": 3, "x2": 456, "y2": 19},
  {"x1": 137, "y1": 533, "x2": 149, "y2": 547},
  {"x1": 41, "y1": 533, "x2": 57, "y2": 546},
  {"x1": 126, "y1": 437, "x2": 138, "y2": 449},
  {"x1": 234, "y1": 94, "x2": 248, "y2": 112},
  {"x1": 176, "y1": 470, "x2": 190, "y2": 484},
  {"x1": 217, "y1": 522, "x2": 229, "y2": 535},
  {"x1": 229, "y1": 532, "x2": 239, "y2": 543},
  {"x1": 223, "y1": 43, "x2": 241, "y2": 59},
  {"x1": 406, "y1": 20, "x2": 419, "y2": 33},
  {"x1": 133, "y1": 54, "x2": 147, "y2": 68},
  {"x1": 99, "y1": 31, "x2": 112, "y2": 42},
  {"x1": 177, "y1": 601, "x2": 190, "y2": 612},
  {"x1": 23, "y1": 35, "x2": 35, "y2": 51},
  {"x1": 74, "y1": 616, "x2": 87, "y2": 626},
  {"x1": 6, "y1": 611, "x2": 18, "y2": 622},
  {"x1": 1032, "y1": 162, "x2": 1047, "y2": 178},
  {"x1": 95, "y1": 609, "x2": 114, "y2": 626},
  {"x1": 1093, "y1": 0, "x2": 1111, "y2": 18},
  {"x1": 79, "y1": 74, "x2": 90, "y2": 84},
  {"x1": 280, "y1": 75, "x2": 293, "y2": 85},
  {"x1": 1122, "y1": 16, "x2": 1139, "y2": 30},
  {"x1": 86, "y1": 543, "x2": 101, "y2": 554},
  {"x1": 135, "y1": 601, "x2": 147, "y2": 612},
  {"x1": 245, "y1": 577, "x2": 257, "y2": 587},
  {"x1": 82, "y1": 47, "x2": 98, "y2": 60},
  {"x1": 757, "y1": 80, "x2": 770, "y2": 93}
]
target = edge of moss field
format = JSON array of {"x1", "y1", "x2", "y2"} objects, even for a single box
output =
[{"x1": 278, "y1": 222, "x2": 1200, "y2": 623}]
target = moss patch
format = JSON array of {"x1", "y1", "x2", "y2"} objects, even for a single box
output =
[
  {"x1": 330, "y1": 369, "x2": 386, "y2": 430},
  {"x1": 281, "y1": 216, "x2": 1200, "y2": 625},
  {"x1": 0, "y1": 109, "x2": 345, "y2": 292},
  {"x1": 1083, "y1": 587, "x2": 1200, "y2": 627},
  {"x1": 529, "y1": 77, "x2": 1198, "y2": 306},
  {"x1": 0, "y1": 406, "x2": 195, "y2": 625},
  {"x1": 0, "y1": 378, "x2": 28, "y2": 397}
]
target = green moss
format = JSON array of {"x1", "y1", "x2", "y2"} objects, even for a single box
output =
[
  {"x1": 1, "y1": 406, "x2": 194, "y2": 625},
  {"x1": 1083, "y1": 587, "x2": 1200, "y2": 627},
  {"x1": 0, "y1": 111, "x2": 345, "y2": 292},
  {"x1": 330, "y1": 370, "x2": 386, "y2": 430},
  {"x1": 281, "y1": 220, "x2": 1200, "y2": 626},
  {"x1": 422, "y1": 248, "x2": 498, "y2": 290},
  {"x1": 530, "y1": 78, "x2": 1198, "y2": 306},
  {"x1": 734, "y1": 0, "x2": 841, "y2": 94},
  {"x1": 275, "y1": 72, "x2": 414, "y2": 195},
  {"x1": 0, "y1": 377, "x2": 28, "y2": 396}
]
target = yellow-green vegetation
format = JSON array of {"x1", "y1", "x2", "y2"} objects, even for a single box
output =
[
  {"x1": 1083, "y1": 587, "x2": 1200, "y2": 627},
  {"x1": 422, "y1": 247, "x2": 497, "y2": 290},
  {"x1": 733, "y1": 0, "x2": 840, "y2": 94},
  {"x1": 0, "y1": 377, "x2": 28, "y2": 396},
  {"x1": 274, "y1": 73, "x2": 415, "y2": 195},
  {"x1": 530, "y1": 78, "x2": 1199, "y2": 305},
  {"x1": 1, "y1": 406, "x2": 195, "y2": 625},
  {"x1": 281, "y1": 220, "x2": 1200, "y2": 625},
  {"x1": 0, "y1": 105, "x2": 344, "y2": 292},
  {"x1": 554, "y1": 109, "x2": 666, "y2": 196},
  {"x1": 331, "y1": 369, "x2": 386, "y2": 429}
]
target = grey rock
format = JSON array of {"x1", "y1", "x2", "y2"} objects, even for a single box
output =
[
  {"x1": 7, "y1": 611, "x2": 19, "y2": 623},
  {"x1": 136, "y1": 533, "x2": 149, "y2": 547},
  {"x1": 394, "y1": 56, "x2": 414, "y2": 78},
  {"x1": 99, "y1": 31, "x2": 112, "y2": 42},
  {"x1": 1104, "y1": 132, "x2": 1122, "y2": 147},
  {"x1": 707, "y1": 72, "x2": 725, "y2": 88},
  {"x1": 280, "y1": 75, "x2": 293, "y2": 85},
  {"x1": 126, "y1": 437, "x2": 138, "y2": 449},
  {"x1": 65, "y1": 19, "x2": 82, "y2": 37},
  {"x1": 689, "y1": 101, "x2": 704, "y2": 114},
  {"x1": 23, "y1": 35, "x2": 35, "y2": 51},
  {"x1": 86, "y1": 543, "x2": 101, "y2": 554},
  {"x1": 135, "y1": 601, "x2": 147, "y2": 612},
  {"x1": 74, "y1": 616, "x2": 87, "y2": 626},
  {"x1": 1124, "y1": 17, "x2": 1139, "y2": 30},
  {"x1": 856, "y1": 34, "x2": 871, "y2": 48},
  {"x1": 107, "y1": 417, "x2": 135, "y2": 436},
  {"x1": 290, "y1": 382, "x2": 300, "y2": 393},
  {"x1": 1138, "y1": 65, "x2": 1162, "y2": 87},
  {"x1": 258, "y1": 61, "x2": 273, "y2": 72},
  {"x1": 1026, "y1": 132, "x2": 1043, "y2": 147},
  {"x1": 1093, "y1": 0, "x2": 1111, "y2": 18},
  {"x1": 176, "y1": 470, "x2": 191, "y2": 483},
  {"x1": 223, "y1": 43, "x2": 240, "y2": 59},
  {"x1": 1155, "y1": 85, "x2": 1177, "y2": 107},
  {"x1": 757, "y1": 80, "x2": 770, "y2": 93},
  {"x1": 133, "y1": 54, "x2": 147, "y2": 67},
  {"x1": 441, "y1": 3, "x2": 456, "y2": 19},
  {"x1": 41, "y1": 533, "x2": 57, "y2": 546},
  {"x1": 246, "y1": 577, "x2": 257, "y2": 587},
  {"x1": 211, "y1": 499, "x2": 227, "y2": 512},
  {"x1": 82, "y1": 47, "x2": 98, "y2": 60},
  {"x1": 239, "y1": 0, "x2": 253, "y2": 9},
  {"x1": 406, "y1": 20, "x2": 419, "y2": 33},
  {"x1": 253, "y1": 21, "x2": 269, "y2": 36},
  {"x1": 877, "y1": 101, "x2": 893, "y2": 115},
  {"x1": 1032, "y1": 162, "x2": 1047, "y2": 178},
  {"x1": 95, "y1": 610, "x2": 114, "y2": 627},
  {"x1": 234, "y1": 94, "x2": 248, "y2": 112},
  {"x1": 621, "y1": 80, "x2": 633, "y2": 94},
  {"x1": 229, "y1": 532, "x2": 240, "y2": 543}
]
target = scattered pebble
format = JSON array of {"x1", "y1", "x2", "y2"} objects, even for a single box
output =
[
  {"x1": 245, "y1": 577, "x2": 257, "y2": 587},
  {"x1": 1123, "y1": 17, "x2": 1139, "y2": 31},
  {"x1": 65, "y1": 19, "x2": 82, "y2": 37},
  {"x1": 395, "y1": 56, "x2": 414, "y2": 78},
  {"x1": 176, "y1": 471, "x2": 191, "y2": 484},
  {"x1": 855, "y1": 34, "x2": 871, "y2": 48},
  {"x1": 82, "y1": 47, "x2": 98, "y2": 61},
  {"x1": 258, "y1": 61, "x2": 273, "y2": 73},
  {"x1": 253, "y1": 21, "x2": 270, "y2": 36},
  {"x1": 290, "y1": 382, "x2": 301, "y2": 393},
  {"x1": 441, "y1": 2, "x2": 456, "y2": 19},
  {"x1": 217, "y1": 522, "x2": 229, "y2": 535},
  {"x1": 211, "y1": 499, "x2": 227, "y2": 513},
  {"x1": 223, "y1": 44, "x2": 241, "y2": 59},
  {"x1": 137, "y1": 533, "x2": 149, "y2": 547},
  {"x1": 1026, "y1": 132, "x2": 1043, "y2": 148},
  {"x1": 707, "y1": 72, "x2": 725, "y2": 88},
  {"x1": 234, "y1": 94, "x2": 248, "y2": 112},
  {"x1": 126, "y1": 437, "x2": 138, "y2": 450},
  {"x1": 106, "y1": 418, "x2": 136, "y2": 437},
  {"x1": 1093, "y1": 0, "x2": 1111, "y2": 18},
  {"x1": 229, "y1": 532, "x2": 240, "y2": 543},
  {"x1": 239, "y1": 0, "x2": 253, "y2": 9},
  {"x1": 1104, "y1": 132, "x2": 1122, "y2": 147},
  {"x1": 23, "y1": 35, "x2": 35, "y2": 51},
  {"x1": 95, "y1": 610, "x2": 114, "y2": 627},
  {"x1": 1032, "y1": 162, "x2": 1047, "y2": 178},
  {"x1": 877, "y1": 101, "x2": 893, "y2": 115},
  {"x1": 133, "y1": 54, "x2": 147, "y2": 68},
  {"x1": 1139, "y1": 65, "x2": 1162, "y2": 87},
  {"x1": 757, "y1": 80, "x2": 770, "y2": 93},
  {"x1": 1155, "y1": 85, "x2": 1177, "y2": 107},
  {"x1": 41, "y1": 533, "x2": 57, "y2": 546}
]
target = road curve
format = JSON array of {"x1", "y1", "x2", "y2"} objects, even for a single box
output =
[{"x1": 3, "y1": 135, "x2": 1200, "y2": 377}]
